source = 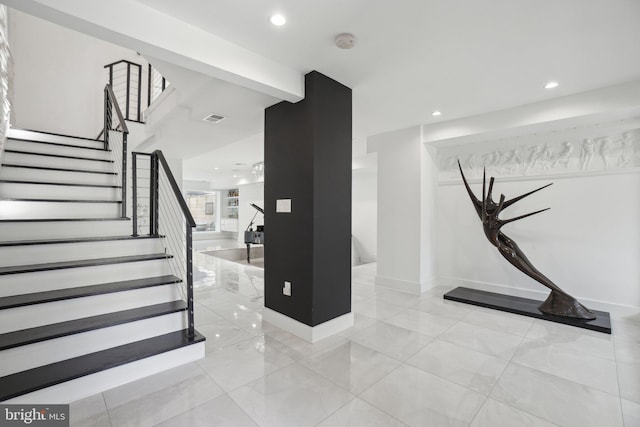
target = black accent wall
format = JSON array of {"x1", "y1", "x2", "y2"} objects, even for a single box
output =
[{"x1": 264, "y1": 71, "x2": 352, "y2": 327}]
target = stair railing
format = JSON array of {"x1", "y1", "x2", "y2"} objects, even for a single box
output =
[
  {"x1": 132, "y1": 150, "x2": 196, "y2": 338},
  {"x1": 147, "y1": 64, "x2": 168, "y2": 107},
  {"x1": 103, "y1": 84, "x2": 128, "y2": 218},
  {"x1": 104, "y1": 59, "x2": 143, "y2": 122}
]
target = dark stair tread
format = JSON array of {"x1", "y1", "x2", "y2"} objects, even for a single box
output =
[
  {"x1": 12, "y1": 128, "x2": 103, "y2": 143},
  {"x1": 0, "y1": 217, "x2": 129, "y2": 223},
  {"x1": 0, "y1": 300, "x2": 187, "y2": 351},
  {"x1": 3, "y1": 149, "x2": 113, "y2": 163},
  {"x1": 0, "y1": 329, "x2": 205, "y2": 401},
  {"x1": 1, "y1": 198, "x2": 122, "y2": 203},
  {"x1": 0, "y1": 234, "x2": 155, "y2": 247},
  {"x1": 0, "y1": 164, "x2": 116, "y2": 175},
  {"x1": 0, "y1": 253, "x2": 172, "y2": 275},
  {"x1": 7, "y1": 137, "x2": 108, "y2": 152},
  {"x1": 0, "y1": 275, "x2": 181, "y2": 309},
  {"x1": 0, "y1": 179, "x2": 120, "y2": 188}
]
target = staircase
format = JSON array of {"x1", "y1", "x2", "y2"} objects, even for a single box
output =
[{"x1": 0, "y1": 128, "x2": 205, "y2": 403}]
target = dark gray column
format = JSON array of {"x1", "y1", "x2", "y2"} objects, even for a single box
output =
[{"x1": 264, "y1": 71, "x2": 352, "y2": 327}]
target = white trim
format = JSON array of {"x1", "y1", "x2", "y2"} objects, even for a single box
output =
[{"x1": 262, "y1": 308, "x2": 353, "y2": 343}]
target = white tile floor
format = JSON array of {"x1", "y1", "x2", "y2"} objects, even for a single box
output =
[{"x1": 70, "y1": 240, "x2": 640, "y2": 426}]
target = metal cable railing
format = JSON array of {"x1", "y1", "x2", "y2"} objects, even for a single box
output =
[
  {"x1": 132, "y1": 150, "x2": 196, "y2": 337},
  {"x1": 148, "y1": 64, "x2": 168, "y2": 106},
  {"x1": 105, "y1": 60, "x2": 142, "y2": 122},
  {"x1": 104, "y1": 84, "x2": 128, "y2": 218}
]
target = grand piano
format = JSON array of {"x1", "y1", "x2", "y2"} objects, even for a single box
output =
[{"x1": 243, "y1": 203, "x2": 264, "y2": 263}]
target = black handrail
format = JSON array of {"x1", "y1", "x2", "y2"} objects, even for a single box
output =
[
  {"x1": 104, "y1": 59, "x2": 142, "y2": 68},
  {"x1": 104, "y1": 84, "x2": 128, "y2": 218},
  {"x1": 105, "y1": 85, "x2": 129, "y2": 134}
]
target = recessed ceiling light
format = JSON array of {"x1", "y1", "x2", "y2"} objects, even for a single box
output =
[
  {"x1": 544, "y1": 81, "x2": 559, "y2": 89},
  {"x1": 432, "y1": 111, "x2": 442, "y2": 117},
  {"x1": 214, "y1": 167, "x2": 219, "y2": 170},
  {"x1": 232, "y1": 175, "x2": 238, "y2": 178},
  {"x1": 270, "y1": 14, "x2": 286, "y2": 26}
]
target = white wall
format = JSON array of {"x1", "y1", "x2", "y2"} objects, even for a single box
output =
[
  {"x1": 352, "y1": 169, "x2": 377, "y2": 263},
  {"x1": 369, "y1": 126, "x2": 438, "y2": 293},
  {"x1": 9, "y1": 9, "x2": 146, "y2": 137}
]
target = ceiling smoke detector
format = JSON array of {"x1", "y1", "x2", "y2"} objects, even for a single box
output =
[
  {"x1": 202, "y1": 113, "x2": 225, "y2": 123},
  {"x1": 335, "y1": 33, "x2": 356, "y2": 49}
]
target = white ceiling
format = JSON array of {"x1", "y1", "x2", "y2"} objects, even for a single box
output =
[
  {"x1": 130, "y1": 0, "x2": 640, "y2": 185},
  {"x1": 135, "y1": 0, "x2": 640, "y2": 138}
]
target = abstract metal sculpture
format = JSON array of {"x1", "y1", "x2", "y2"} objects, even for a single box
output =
[{"x1": 458, "y1": 161, "x2": 596, "y2": 320}]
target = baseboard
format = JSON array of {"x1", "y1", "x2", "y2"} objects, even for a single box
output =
[
  {"x1": 3, "y1": 342, "x2": 205, "y2": 404},
  {"x1": 262, "y1": 308, "x2": 353, "y2": 343},
  {"x1": 375, "y1": 274, "x2": 437, "y2": 295}
]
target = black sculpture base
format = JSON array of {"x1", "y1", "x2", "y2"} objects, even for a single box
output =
[{"x1": 444, "y1": 287, "x2": 611, "y2": 334}]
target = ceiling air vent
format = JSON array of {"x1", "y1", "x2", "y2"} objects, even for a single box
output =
[{"x1": 202, "y1": 113, "x2": 225, "y2": 123}]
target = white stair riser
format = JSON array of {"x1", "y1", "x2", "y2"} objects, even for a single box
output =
[
  {"x1": 0, "y1": 220, "x2": 131, "y2": 241},
  {"x1": 0, "y1": 238, "x2": 164, "y2": 267},
  {"x1": 4, "y1": 342, "x2": 205, "y2": 404},
  {"x1": 0, "y1": 311, "x2": 187, "y2": 376},
  {"x1": 0, "y1": 285, "x2": 182, "y2": 333},
  {"x1": 3, "y1": 152, "x2": 115, "y2": 173},
  {"x1": 0, "y1": 182, "x2": 121, "y2": 201},
  {"x1": 0, "y1": 166, "x2": 118, "y2": 186},
  {"x1": 0, "y1": 259, "x2": 173, "y2": 297},
  {"x1": 6, "y1": 140, "x2": 112, "y2": 160},
  {"x1": 0, "y1": 167, "x2": 121, "y2": 185},
  {"x1": 7, "y1": 129, "x2": 104, "y2": 150},
  {"x1": 0, "y1": 200, "x2": 121, "y2": 219}
]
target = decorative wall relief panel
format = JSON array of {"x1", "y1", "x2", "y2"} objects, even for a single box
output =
[{"x1": 437, "y1": 126, "x2": 640, "y2": 182}]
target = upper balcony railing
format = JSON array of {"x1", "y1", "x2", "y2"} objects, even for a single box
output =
[
  {"x1": 104, "y1": 60, "x2": 143, "y2": 123},
  {"x1": 148, "y1": 64, "x2": 169, "y2": 107}
]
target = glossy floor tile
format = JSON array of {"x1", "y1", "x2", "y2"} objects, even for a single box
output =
[
  {"x1": 384, "y1": 307, "x2": 457, "y2": 338},
  {"x1": 462, "y1": 306, "x2": 534, "y2": 337},
  {"x1": 622, "y1": 399, "x2": 640, "y2": 426},
  {"x1": 438, "y1": 321, "x2": 524, "y2": 360},
  {"x1": 469, "y1": 398, "x2": 558, "y2": 427},
  {"x1": 69, "y1": 394, "x2": 111, "y2": 427},
  {"x1": 407, "y1": 340, "x2": 507, "y2": 395},
  {"x1": 196, "y1": 335, "x2": 295, "y2": 392},
  {"x1": 360, "y1": 364, "x2": 486, "y2": 426},
  {"x1": 316, "y1": 398, "x2": 406, "y2": 427},
  {"x1": 348, "y1": 321, "x2": 432, "y2": 361},
  {"x1": 103, "y1": 363, "x2": 224, "y2": 427},
  {"x1": 65, "y1": 239, "x2": 638, "y2": 427},
  {"x1": 491, "y1": 363, "x2": 623, "y2": 427},
  {"x1": 228, "y1": 363, "x2": 354, "y2": 427},
  {"x1": 617, "y1": 361, "x2": 640, "y2": 404},
  {"x1": 300, "y1": 341, "x2": 402, "y2": 395},
  {"x1": 155, "y1": 394, "x2": 258, "y2": 427},
  {"x1": 512, "y1": 338, "x2": 619, "y2": 395}
]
